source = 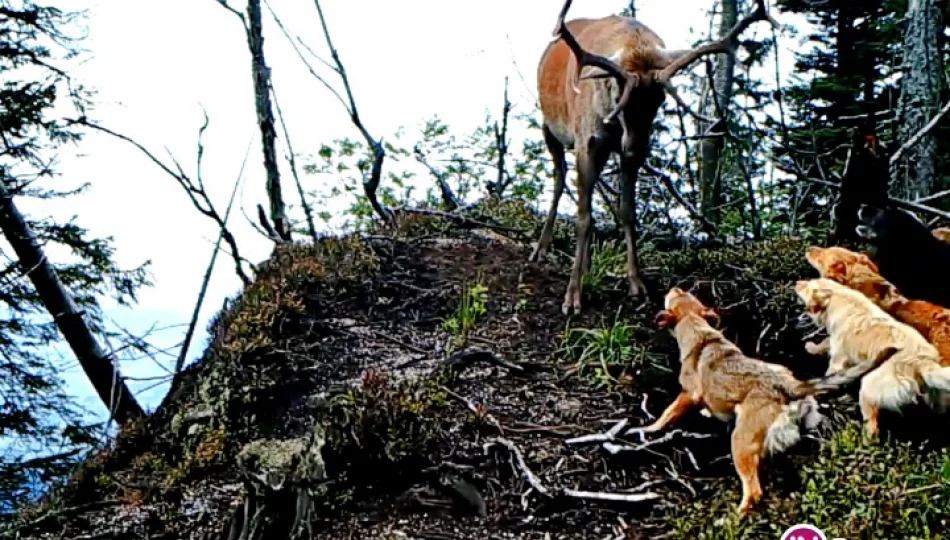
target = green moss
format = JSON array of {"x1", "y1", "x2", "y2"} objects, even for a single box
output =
[
  {"x1": 321, "y1": 368, "x2": 451, "y2": 509},
  {"x1": 666, "y1": 424, "x2": 950, "y2": 539}
]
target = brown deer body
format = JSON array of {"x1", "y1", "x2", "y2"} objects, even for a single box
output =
[{"x1": 532, "y1": 0, "x2": 771, "y2": 315}]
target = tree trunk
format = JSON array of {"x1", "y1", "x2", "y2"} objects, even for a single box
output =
[
  {"x1": 894, "y1": 0, "x2": 943, "y2": 200},
  {"x1": 246, "y1": 0, "x2": 291, "y2": 241},
  {"x1": 698, "y1": 0, "x2": 737, "y2": 225},
  {"x1": 0, "y1": 182, "x2": 145, "y2": 425}
]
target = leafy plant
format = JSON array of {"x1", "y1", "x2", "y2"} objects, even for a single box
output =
[
  {"x1": 443, "y1": 282, "x2": 489, "y2": 338},
  {"x1": 582, "y1": 239, "x2": 627, "y2": 290},
  {"x1": 558, "y1": 307, "x2": 636, "y2": 388}
]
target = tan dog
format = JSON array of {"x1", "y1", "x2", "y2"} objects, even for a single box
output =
[
  {"x1": 642, "y1": 287, "x2": 895, "y2": 514},
  {"x1": 805, "y1": 245, "x2": 950, "y2": 364},
  {"x1": 932, "y1": 227, "x2": 950, "y2": 243},
  {"x1": 795, "y1": 278, "x2": 950, "y2": 436}
]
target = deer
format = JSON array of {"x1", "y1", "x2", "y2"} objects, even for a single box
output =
[{"x1": 531, "y1": 0, "x2": 773, "y2": 315}]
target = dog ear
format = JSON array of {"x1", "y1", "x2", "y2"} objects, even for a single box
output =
[
  {"x1": 655, "y1": 310, "x2": 676, "y2": 329},
  {"x1": 858, "y1": 252, "x2": 879, "y2": 273},
  {"x1": 812, "y1": 287, "x2": 832, "y2": 306},
  {"x1": 828, "y1": 260, "x2": 847, "y2": 279},
  {"x1": 701, "y1": 308, "x2": 720, "y2": 327},
  {"x1": 870, "y1": 279, "x2": 892, "y2": 299}
]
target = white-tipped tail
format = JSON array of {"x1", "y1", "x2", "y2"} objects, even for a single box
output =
[
  {"x1": 922, "y1": 365, "x2": 950, "y2": 392},
  {"x1": 764, "y1": 397, "x2": 822, "y2": 456}
]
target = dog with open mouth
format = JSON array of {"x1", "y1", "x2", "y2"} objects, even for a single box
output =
[
  {"x1": 804, "y1": 245, "x2": 950, "y2": 365},
  {"x1": 795, "y1": 278, "x2": 950, "y2": 436},
  {"x1": 642, "y1": 286, "x2": 896, "y2": 514}
]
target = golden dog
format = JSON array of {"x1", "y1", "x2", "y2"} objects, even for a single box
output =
[
  {"x1": 795, "y1": 278, "x2": 950, "y2": 436},
  {"x1": 805, "y1": 245, "x2": 950, "y2": 364},
  {"x1": 932, "y1": 227, "x2": 950, "y2": 244},
  {"x1": 643, "y1": 287, "x2": 895, "y2": 514}
]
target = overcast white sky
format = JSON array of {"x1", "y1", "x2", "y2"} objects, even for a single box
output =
[{"x1": 31, "y1": 0, "x2": 804, "y2": 420}]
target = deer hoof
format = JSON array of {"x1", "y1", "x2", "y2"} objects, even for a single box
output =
[{"x1": 562, "y1": 285, "x2": 582, "y2": 316}]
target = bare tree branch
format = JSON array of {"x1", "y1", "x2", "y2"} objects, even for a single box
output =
[
  {"x1": 312, "y1": 0, "x2": 391, "y2": 222},
  {"x1": 77, "y1": 117, "x2": 254, "y2": 286},
  {"x1": 413, "y1": 145, "x2": 460, "y2": 211},
  {"x1": 272, "y1": 86, "x2": 319, "y2": 242},
  {"x1": 643, "y1": 163, "x2": 718, "y2": 234},
  {"x1": 889, "y1": 97, "x2": 950, "y2": 167},
  {"x1": 266, "y1": 0, "x2": 393, "y2": 223},
  {"x1": 792, "y1": 172, "x2": 950, "y2": 221},
  {"x1": 175, "y1": 139, "x2": 252, "y2": 374}
]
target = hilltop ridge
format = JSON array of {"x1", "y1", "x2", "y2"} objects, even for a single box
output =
[{"x1": 7, "y1": 200, "x2": 950, "y2": 540}]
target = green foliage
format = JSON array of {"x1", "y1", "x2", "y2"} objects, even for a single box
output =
[
  {"x1": 322, "y1": 368, "x2": 448, "y2": 506},
  {"x1": 582, "y1": 239, "x2": 627, "y2": 290},
  {"x1": 667, "y1": 424, "x2": 950, "y2": 539},
  {"x1": 558, "y1": 308, "x2": 643, "y2": 389},
  {"x1": 0, "y1": 1, "x2": 152, "y2": 516},
  {"x1": 443, "y1": 282, "x2": 489, "y2": 339}
]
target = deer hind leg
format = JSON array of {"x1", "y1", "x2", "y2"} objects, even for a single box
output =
[
  {"x1": 618, "y1": 150, "x2": 648, "y2": 299},
  {"x1": 562, "y1": 136, "x2": 609, "y2": 316},
  {"x1": 530, "y1": 125, "x2": 568, "y2": 263}
]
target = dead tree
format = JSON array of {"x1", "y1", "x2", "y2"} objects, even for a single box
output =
[
  {"x1": 893, "y1": 0, "x2": 943, "y2": 200},
  {"x1": 0, "y1": 180, "x2": 144, "y2": 425},
  {"x1": 265, "y1": 0, "x2": 393, "y2": 223},
  {"x1": 487, "y1": 77, "x2": 513, "y2": 197},
  {"x1": 697, "y1": 0, "x2": 737, "y2": 226},
  {"x1": 215, "y1": 0, "x2": 292, "y2": 242}
]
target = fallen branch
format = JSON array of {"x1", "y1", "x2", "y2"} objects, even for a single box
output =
[
  {"x1": 489, "y1": 437, "x2": 661, "y2": 506},
  {"x1": 607, "y1": 428, "x2": 714, "y2": 455},
  {"x1": 565, "y1": 418, "x2": 628, "y2": 445},
  {"x1": 562, "y1": 488, "x2": 661, "y2": 503},
  {"x1": 444, "y1": 387, "x2": 504, "y2": 433},
  {"x1": 443, "y1": 347, "x2": 527, "y2": 375},
  {"x1": 393, "y1": 207, "x2": 531, "y2": 238},
  {"x1": 488, "y1": 437, "x2": 549, "y2": 496}
]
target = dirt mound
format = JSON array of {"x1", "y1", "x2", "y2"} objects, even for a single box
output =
[{"x1": 7, "y1": 203, "x2": 950, "y2": 540}]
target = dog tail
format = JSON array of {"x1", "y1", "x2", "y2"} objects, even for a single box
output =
[
  {"x1": 919, "y1": 363, "x2": 950, "y2": 392},
  {"x1": 791, "y1": 346, "x2": 899, "y2": 398}
]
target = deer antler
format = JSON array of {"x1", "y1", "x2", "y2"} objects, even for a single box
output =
[
  {"x1": 654, "y1": 0, "x2": 773, "y2": 83},
  {"x1": 551, "y1": 0, "x2": 639, "y2": 127}
]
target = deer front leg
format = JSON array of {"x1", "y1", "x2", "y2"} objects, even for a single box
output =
[
  {"x1": 531, "y1": 125, "x2": 568, "y2": 263},
  {"x1": 562, "y1": 138, "x2": 608, "y2": 315},
  {"x1": 619, "y1": 149, "x2": 647, "y2": 299}
]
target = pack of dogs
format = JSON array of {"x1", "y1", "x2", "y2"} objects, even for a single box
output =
[{"x1": 638, "y1": 205, "x2": 950, "y2": 514}]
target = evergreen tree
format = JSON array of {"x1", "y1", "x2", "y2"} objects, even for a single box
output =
[
  {"x1": 771, "y1": 0, "x2": 901, "y2": 229},
  {"x1": 0, "y1": 1, "x2": 150, "y2": 514}
]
